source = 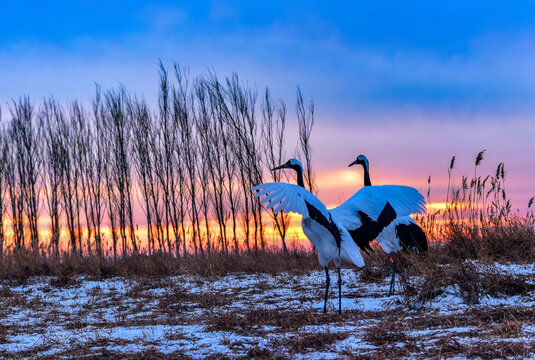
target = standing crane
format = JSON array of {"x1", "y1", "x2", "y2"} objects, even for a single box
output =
[
  {"x1": 348, "y1": 154, "x2": 428, "y2": 295},
  {"x1": 252, "y1": 158, "x2": 426, "y2": 313}
]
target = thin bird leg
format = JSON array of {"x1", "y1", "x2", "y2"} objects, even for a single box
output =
[
  {"x1": 337, "y1": 267, "x2": 342, "y2": 314},
  {"x1": 324, "y1": 266, "x2": 330, "y2": 313},
  {"x1": 389, "y1": 254, "x2": 397, "y2": 296}
]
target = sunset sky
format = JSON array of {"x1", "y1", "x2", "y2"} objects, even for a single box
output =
[{"x1": 2, "y1": 1, "x2": 534, "y2": 211}]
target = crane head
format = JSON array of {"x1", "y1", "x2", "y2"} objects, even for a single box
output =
[
  {"x1": 348, "y1": 154, "x2": 369, "y2": 169},
  {"x1": 271, "y1": 158, "x2": 303, "y2": 172}
]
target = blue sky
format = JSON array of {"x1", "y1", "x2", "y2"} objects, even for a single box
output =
[
  {"x1": 2, "y1": 1, "x2": 534, "y2": 206},
  {"x1": 2, "y1": 1, "x2": 535, "y2": 114}
]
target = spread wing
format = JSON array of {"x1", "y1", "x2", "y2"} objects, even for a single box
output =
[
  {"x1": 251, "y1": 182, "x2": 330, "y2": 220},
  {"x1": 331, "y1": 185, "x2": 426, "y2": 231}
]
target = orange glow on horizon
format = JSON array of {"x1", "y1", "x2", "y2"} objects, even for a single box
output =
[
  {"x1": 427, "y1": 202, "x2": 447, "y2": 211},
  {"x1": 0, "y1": 199, "x2": 444, "y2": 254}
]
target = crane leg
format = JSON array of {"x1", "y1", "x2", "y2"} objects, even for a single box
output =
[
  {"x1": 323, "y1": 266, "x2": 330, "y2": 313},
  {"x1": 389, "y1": 254, "x2": 397, "y2": 296},
  {"x1": 337, "y1": 267, "x2": 342, "y2": 314}
]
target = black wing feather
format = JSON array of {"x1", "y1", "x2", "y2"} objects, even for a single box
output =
[
  {"x1": 305, "y1": 200, "x2": 342, "y2": 251},
  {"x1": 396, "y1": 223, "x2": 428, "y2": 254},
  {"x1": 348, "y1": 202, "x2": 397, "y2": 253}
]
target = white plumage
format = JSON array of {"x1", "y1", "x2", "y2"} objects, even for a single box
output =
[
  {"x1": 375, "y1": 216, "x2": 419, "y2": 254},
  {"x1": 331, "y1": 185, "x2": 426, "y2": 229},
  {"x1": 348, "y1": 154, "x2": 429, "y2": 295},
  {"x1": 253, "y1": 182, "x2": 326, "y2": 220},
  {"x1": 252, "y1": 182, "x2": 364, "y2": 268},
  {"x1": 252, "y1": 157, "x2": 427, "y2": 312}
]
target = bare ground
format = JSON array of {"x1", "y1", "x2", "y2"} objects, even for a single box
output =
[{"x1": 1, "y1": 261, "x2": 534, "y2": 359}]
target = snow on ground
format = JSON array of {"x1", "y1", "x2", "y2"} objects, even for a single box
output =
[{"x1": 0, "y1": 262, "x2": 534, "y2": 359}]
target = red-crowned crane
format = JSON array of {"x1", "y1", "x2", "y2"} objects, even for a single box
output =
[
  {"x1": 252, "y1": 158, "x2": 426, "y2": 313},
  {"x1": 348, "y1": 154, "x2": 428, "y2": 295}
]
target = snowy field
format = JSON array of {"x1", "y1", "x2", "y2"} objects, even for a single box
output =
[{"x1": 1, "y1": 262, "x2": 535, "y2": 359}]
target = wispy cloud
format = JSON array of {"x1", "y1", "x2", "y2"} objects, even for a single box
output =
[
  {"x1": 4, "y1": 7, "x2": 534, "y2": 118},
  {"x1": 1, "y1": 1, "x2": 534, "y2": 208}
]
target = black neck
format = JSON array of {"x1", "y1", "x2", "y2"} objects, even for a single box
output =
[
  {"x1": 296, "y1": 166, "x2": 305, "y2": 188},
  {"x1": 362, "y1": 163, "x2": 372, "y2": 186}
]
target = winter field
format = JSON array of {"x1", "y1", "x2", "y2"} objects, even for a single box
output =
[
  {"x1": 1, "y1": 79, "x2": 534, "y2": 359},
  {"x1": 1, "y1": 251, "x2": 535, "y2": 359}
]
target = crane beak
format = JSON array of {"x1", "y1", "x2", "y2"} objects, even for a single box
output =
[
  {"x1": 271, "y1": 164, "x2": 289, "y2": 171},
  {"x1": 348, "y1": 160, "x2": 358, "y2": 167}
]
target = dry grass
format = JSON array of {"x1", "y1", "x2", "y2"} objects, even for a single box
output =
[
  {"x1": 397, "y1": 245, "x2": 535, "y2": 308},
  {"x1": 1, "y1": 266, "x2": 534, "y2": 359},
  {"x1": 278, "y1": 330, "x2": 350, "y2": 354},
  {"x1": 1, "y1": 152, "x2": 535, "y2": 358},
  {"x1": 0, "y1": 248, "x2": 319, "y2": 283},
  {"x1": 363, "y1": 324, "x2": 411, "y2": 347},
  {"x1": 443, "y1": 217, "x2": 535, "y2": 263}
]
